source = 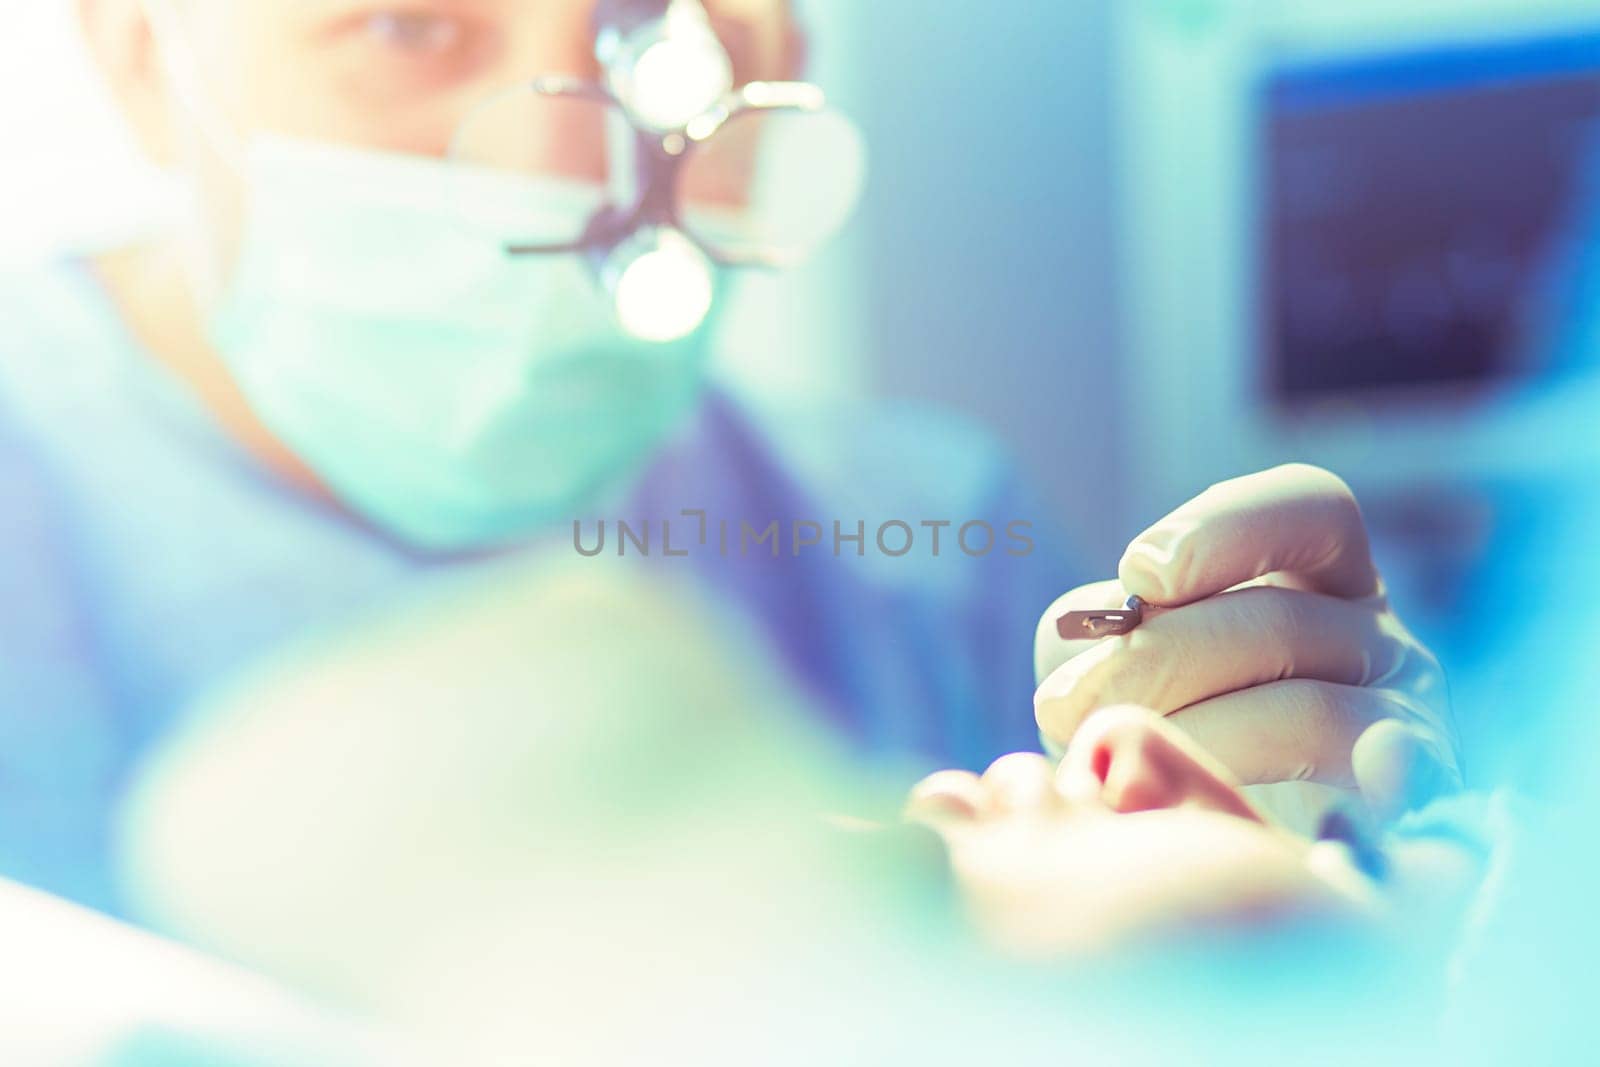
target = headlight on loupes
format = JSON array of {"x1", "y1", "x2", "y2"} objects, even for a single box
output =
[{"x1": 447, "y1": 0, "x2": 867, "y2": 342}]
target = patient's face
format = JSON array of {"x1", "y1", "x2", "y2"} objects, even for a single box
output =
[{"x1": 910, "y1": 707, "x2": 1374, "y2": 956}]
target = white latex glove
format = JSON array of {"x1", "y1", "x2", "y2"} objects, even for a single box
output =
[{"x1": 1035, "y1": 465, "x2": 1459, "y2": 820}]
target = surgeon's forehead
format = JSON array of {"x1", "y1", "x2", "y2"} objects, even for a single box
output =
[
  {"x1": 188, "y1": 0, "x2": 795, "y2": 74},
  {"x1": 200, "y1": 0, "x2": 790, "y2": 24}
]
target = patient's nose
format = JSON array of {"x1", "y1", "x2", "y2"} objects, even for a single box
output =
[{"x1": 1060, "y1": 706, "x2": 1262, "y2": 823}]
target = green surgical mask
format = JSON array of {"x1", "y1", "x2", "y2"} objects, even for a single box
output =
[{"x1": 209, "y1": 135, "x2": 711, "y2": 552}]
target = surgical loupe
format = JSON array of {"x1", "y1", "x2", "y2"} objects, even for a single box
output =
[{"x1": 448, "y1": 0, "x2": 866, "y2": 342}]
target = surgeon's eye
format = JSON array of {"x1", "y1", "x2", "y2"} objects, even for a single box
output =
[
  {"x1": 326, "y1": 7, "x2": 501, "y2": 89},
  {"x1": 363, "y1": 11, "x2": 469, "y2": 57}
]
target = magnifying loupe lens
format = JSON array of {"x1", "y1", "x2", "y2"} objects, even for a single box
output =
[
  {"x1": 678, "y1": 107, "x2": 866, "y2": 264},
  {"x1": 449, "y1": 85, "x2": 616, "y2": 248}
]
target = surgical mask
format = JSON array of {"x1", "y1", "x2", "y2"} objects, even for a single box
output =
[{"x1": 210, "y1": 135, "x2": 711, "y2": 551}]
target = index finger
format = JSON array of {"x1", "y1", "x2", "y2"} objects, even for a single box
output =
[{"x1": 1118, "y1": 464, "x2": 1380, "y2": 607}]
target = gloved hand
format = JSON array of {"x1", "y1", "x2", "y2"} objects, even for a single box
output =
[{"x1": 1034, "y1": 465, "x2": 1459, "y2": 820}]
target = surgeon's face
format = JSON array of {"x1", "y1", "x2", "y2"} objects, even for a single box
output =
[
  {"x1": 164, "y1": 0, "x2": 792, "y2": 152},
  {"x1": 89, "y1": 0, "x2": 799, "y2": 256}
]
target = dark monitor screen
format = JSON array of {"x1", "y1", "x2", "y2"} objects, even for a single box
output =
[{"x1": 1264, "y1": 31, "x2": 1600, "y2": 406}]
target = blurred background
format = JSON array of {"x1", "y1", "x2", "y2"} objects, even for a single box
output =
[{"x1": 8, "y1": 0, "x2": 1600, "y2": 793}]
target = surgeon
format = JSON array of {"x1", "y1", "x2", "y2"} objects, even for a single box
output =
[
  {"x1": 2, "y1": 0, "x2": 1449, "y2": 915},
  {"x1": 0, "y1": 0, "x2": 1076, "y2": 912}
]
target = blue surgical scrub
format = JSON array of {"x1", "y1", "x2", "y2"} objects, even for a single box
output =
[{"x1": 0, "y1": 260, "x2": 1079, "y2": 912}]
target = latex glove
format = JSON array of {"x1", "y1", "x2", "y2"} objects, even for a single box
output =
[{"x1": 1034, "y1": 465, "x2": 1459, "y2": 819}]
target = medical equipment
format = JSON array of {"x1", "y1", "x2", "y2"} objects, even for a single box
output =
[
  {"x1": 448, "y1": 0, "x2": 866, "y2": 342},
  {"x1": 1117, "y1": 0, "x2": 1600, "y2": 520},
  {"x1": 1056, "y1": 595, "x2": 1148, "y2": 640}
]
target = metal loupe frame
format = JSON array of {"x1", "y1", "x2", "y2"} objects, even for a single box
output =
[{"x1": 448, "y1": 75, "x2": 834, "y2": 271}]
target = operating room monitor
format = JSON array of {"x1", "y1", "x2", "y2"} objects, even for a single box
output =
[
  {"x1": 1265, "y1": 32, "x2": 1600, "y2": 406},
  {"x1": 1117, "y1": 2, "x2": 1600, "y2": 519}
]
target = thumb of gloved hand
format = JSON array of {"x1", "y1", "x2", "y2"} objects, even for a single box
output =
[{"x1": 1352, "y1": 718, "x2": 1460, "y2": 822}]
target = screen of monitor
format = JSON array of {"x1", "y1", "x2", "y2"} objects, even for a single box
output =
[{"x1": 1264, "y1": 31, "x2": 1600, "y2": 406}]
